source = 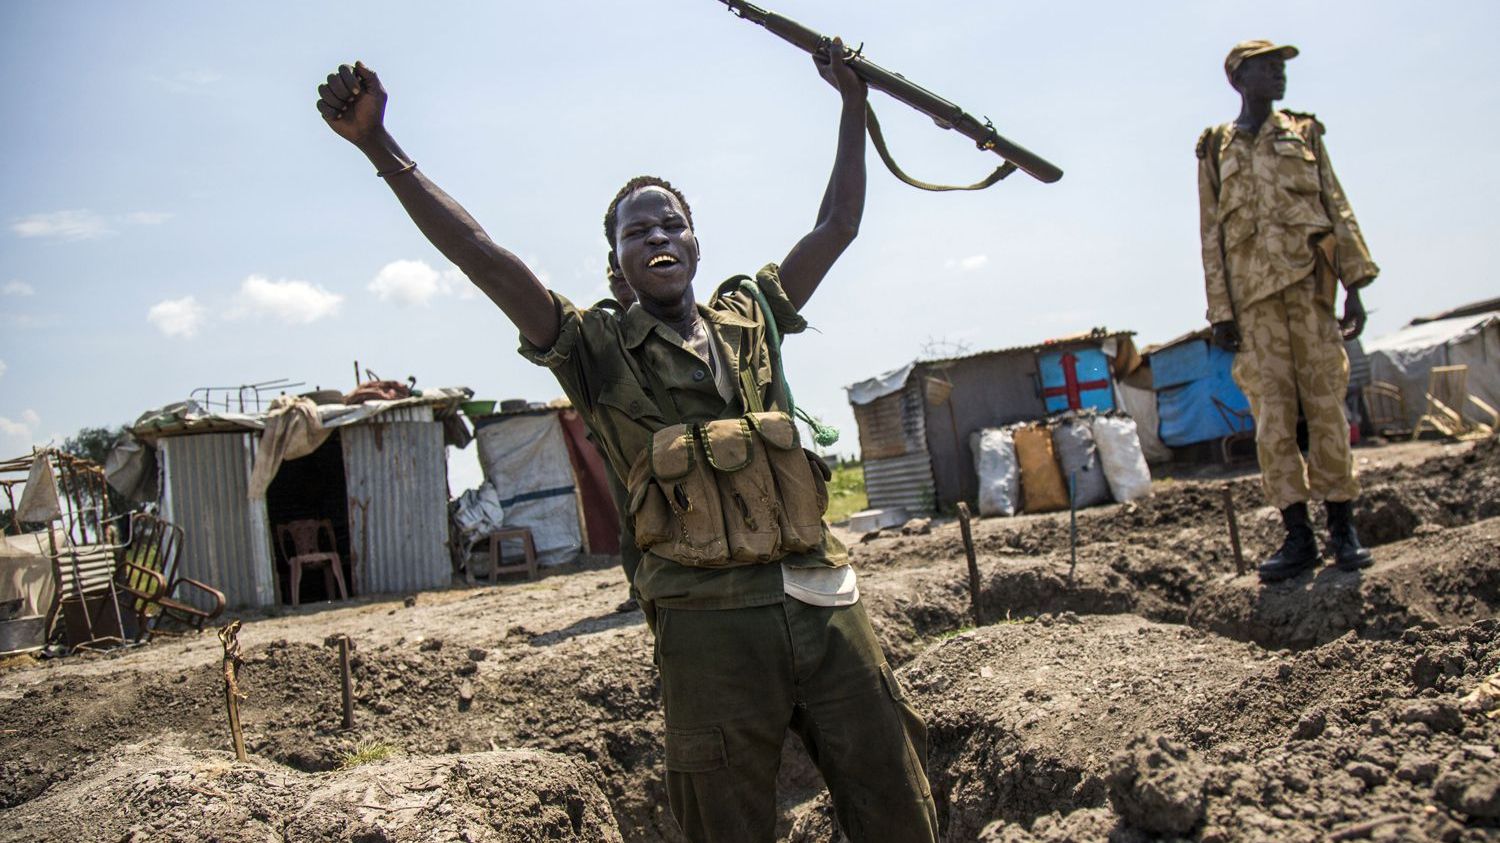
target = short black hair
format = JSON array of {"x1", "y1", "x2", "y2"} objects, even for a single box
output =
[{"x1": 603, "y1": 176, "x2": 694, "y2": 251}]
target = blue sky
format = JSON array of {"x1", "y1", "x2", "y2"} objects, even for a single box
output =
[{"x1": 3, "y1": 1, "x2": 1497, "y2": 493}]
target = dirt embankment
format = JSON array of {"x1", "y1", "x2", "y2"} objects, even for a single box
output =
[{"x1": 1, "y1": 437, "x2": 1496, "y2": 841}]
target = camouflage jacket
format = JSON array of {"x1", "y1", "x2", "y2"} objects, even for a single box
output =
[{"x1": 1197, "y1": 109, "x2": 1378, "y2": 324}]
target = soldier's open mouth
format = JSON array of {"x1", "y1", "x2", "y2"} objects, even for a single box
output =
[{"x1": 647, "y1": 254, "x2": 679, "y2": 268}]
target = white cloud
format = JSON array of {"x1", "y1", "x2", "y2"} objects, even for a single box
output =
[
  {"x1": 2, "y1": 281, "x2": 34, "y2": 296},
  {"x1": 0, "y1": 417, "x2": 28, "y2": 437},
  {"x1": 13, "y1": 210, "x2": 112, "y2": 240},
  {"x1": 123, "y1": 211, "x2": 172, "y2": 226},
  {"x1": 21, "y1": 409, "x2": 39, "y2": 427},
  {"x1": 369, "y1": 259, "x2": 452, "y2": 307},
  {"x1": 233, "y1": 275, "x2": 343, "y2": 323},
  {"x1": 11, "y1": 209, "x2": 172, "y2": 240},
  {"x1": 147, "y1": 296, "x2": 206, "y2": 338},
  {"x1": 0, "y1": 359, "x2": 6, "y2": 380},
  {"x1": 944, "y1": 254, "x2": 990, "y2": 272}
]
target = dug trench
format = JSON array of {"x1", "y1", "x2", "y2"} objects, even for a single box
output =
[{"x1": 0, "y1": 436, "x2": 1496, "y2": 841}]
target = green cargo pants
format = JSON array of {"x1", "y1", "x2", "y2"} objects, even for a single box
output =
[{"x1": 656, "y1": 598, "x2": 939, "y2": 842}]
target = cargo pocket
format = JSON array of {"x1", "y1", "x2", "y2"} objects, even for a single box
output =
[
  {"x1": 748, "y1": 412, "x2": 824, "y2": 553},
  {"x1": 664, "y1": 726, "x2": 727, "y2": 774},
  {"x1": 1274, "y1": 138, "x2": 1321, "y2": 193},
  {"x1": 703, "y1": 418, "x2": 781, "y2": 564},
  {"x1": 626, "y1": 448, "x2": 673, "y2": 551},
  {"x1": 651, "y1": 424, "x2": 728, "y2": 566},
  {"x1": 879, "y1": 663, "x2": 932, "y2": 798}
]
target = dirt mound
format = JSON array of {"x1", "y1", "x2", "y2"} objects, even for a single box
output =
[
  {"x1": 0, "y1": 740, "x2": 618, "y2": 843},
  {"x1": 1188, "y1": 519, "x2": 1500, "y2": 649},
  {"x1": 787, "y1": 614, "x2": 1276, "y2": 841},
  {"x1": 1104, "y1": 734, "x2": 1207, "y2": 835},
  {"x1": 983, "y1": 620, "x2": 1500, "y2": 842}
]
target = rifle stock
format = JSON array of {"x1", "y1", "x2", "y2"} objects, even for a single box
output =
[{"x1": 720, "y1": 0, "x2": 1063, "y2": 185}]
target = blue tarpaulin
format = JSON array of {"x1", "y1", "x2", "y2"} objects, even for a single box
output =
[{"x1": 1152, "y1": 339, "x2": 1253, "y2": 447}]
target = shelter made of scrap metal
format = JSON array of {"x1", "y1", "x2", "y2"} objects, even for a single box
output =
[
  {"x1": 845, "y1": 329, "x2": 1137, "y2": 513},
  {"x1": 129, "y1": 388, "x2": 470, "y2": 610}
]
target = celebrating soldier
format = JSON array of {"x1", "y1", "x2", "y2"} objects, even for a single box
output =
[
  {"x1": 1197, "y1": 41, "x2": 1378, "y2": 582},
  {"x1": 315, "y1": 43, "x2": 937, "y2": 842}
]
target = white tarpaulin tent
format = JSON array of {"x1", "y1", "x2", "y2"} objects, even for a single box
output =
[
  {"x1": 473, "y1": 412, "x2": 581, "y2": 567},
  {"x1": 1364, "y1": 313, "x2": 1500, "y2": 430}
]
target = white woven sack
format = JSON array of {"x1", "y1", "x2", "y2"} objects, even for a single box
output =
[
  {"x1": 1051, "y1": 416, "x2": 1112, "y2": 508},
  {"x1": 969, "y1": 428, "x2": 1020, "y2": 517},
  {"x1": 1092, "y1": 415, "x2": 1154, "y2": 503}
]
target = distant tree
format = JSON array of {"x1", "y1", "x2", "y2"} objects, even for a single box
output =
[
  {"x1": 59, "y1": 424, "x2": 133, "y2": 523},
  {"x1": 61, "y1": 425, "x2": 129, "y2": 466}
]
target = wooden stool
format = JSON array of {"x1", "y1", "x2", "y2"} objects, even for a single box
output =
[{"x1": 487, "y1": 527, "x2": 538, "y2": 582}]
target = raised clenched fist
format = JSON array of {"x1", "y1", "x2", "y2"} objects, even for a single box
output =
[{"x1": 316, "y1": 61, "x2": 387, "y2": 148}]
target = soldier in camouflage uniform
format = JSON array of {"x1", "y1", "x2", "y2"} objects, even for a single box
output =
[
  {"x1": 1197, "y1": 41, "x2": 1378, "y2": 582},
  {"x1": 316, "y1": 43, "x2": 937, "y2": 842}
]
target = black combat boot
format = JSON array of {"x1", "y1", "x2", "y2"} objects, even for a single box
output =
[
  {"x1": 1258, "y1": 502, "x2": 1320, "y2": 582},
  {"x1": 1325, "y1": 499, "x2": 1374, "y2": 570}
]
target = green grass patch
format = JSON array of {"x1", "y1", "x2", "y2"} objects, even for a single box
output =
[
  {"x1": 936, "y1": 625, "x2": 976, "y2": 641},
  {"x1": 824, "y1": 462, "x2": 868, "y2": 524},
  {"x1": 337, "y1": 740, "x2": 399, "y2": 770}
]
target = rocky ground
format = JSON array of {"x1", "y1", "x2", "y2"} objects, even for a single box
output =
[{"x1": 1, "y1": 436, "x2": 1496, "y2": 842}]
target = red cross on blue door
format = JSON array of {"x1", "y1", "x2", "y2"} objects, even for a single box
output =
[{"x1": 1039, "y1": 350, "x2": 1115, "y2": 414}]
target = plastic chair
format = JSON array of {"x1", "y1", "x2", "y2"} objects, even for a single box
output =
[{"x1": 275, "y1": 519, "x2": 349, "y2": 607}]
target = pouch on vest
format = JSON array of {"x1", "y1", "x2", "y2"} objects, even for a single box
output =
[
  {"x1": 649, "y1": 424, "x2": 729, "y2": 566},
  {"x1": 703, "y1": 418, "x2": 781, "y2": 564},
  {"x1": 748, "y1": 412, "x2": 827, "y2": 553},
  {"x1": 626, "y1": 447, "x2": 673, "y2": 550}
]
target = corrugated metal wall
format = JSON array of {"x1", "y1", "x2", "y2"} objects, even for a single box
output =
[
  {"x1": 340, "y1": 413, "x2": 452, "y2": 597},
  {"x1": 860, "y1": 380, "x2": 937, "y2": 513},
  {"x1": 922, "y1": 352, "x2": 1050, "y2": 509},
  {"x1": 159, "y1": 433, "x2": 276, "y2": 610}
]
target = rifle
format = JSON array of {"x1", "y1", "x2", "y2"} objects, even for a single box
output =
[{"x1": 718, "y1": 0, "x2": 1063, "y2": 188}]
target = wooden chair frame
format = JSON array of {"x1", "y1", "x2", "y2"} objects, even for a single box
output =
[{"x1": 1412, "y1": 365, "x2": 1498, "y2": 440}]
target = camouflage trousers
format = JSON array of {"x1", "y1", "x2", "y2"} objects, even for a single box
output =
[{"x1": 1231, "y1": 277, "x2": 1360, "y2": 510}]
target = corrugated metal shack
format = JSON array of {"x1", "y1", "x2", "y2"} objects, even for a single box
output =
[
  {"x1": 846, "y1": 330, "x2": 1136, "y2": 513},
  {"x1": 133, "y1": 391, "x2": 468, "y2": 610}
]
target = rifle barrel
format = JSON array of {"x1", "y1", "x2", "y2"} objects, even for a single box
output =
[{"x1": 721, "y1": 0, "x2": 1063, "y2": 184}]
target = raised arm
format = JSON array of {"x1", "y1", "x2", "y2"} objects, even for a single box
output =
[
  {"x1": 316, "y1": 62, "x2": 559, "y2": 348},
  {"x1": 777, "y1": 39, "x2": 868, "y2": 310}
]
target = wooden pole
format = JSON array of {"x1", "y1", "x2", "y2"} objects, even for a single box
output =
[
  {"x1": 1067, "y1": 471, "x2": 1079, "y2": 588},
  {"x1": 218, "y1": 620, "x2": 247, "y2": 761},
  {"x1": 1222, "y1": 485, "x2": 1246, "y2": 576},
  {"x1": 956, "y1": 503, "x2": 984, "y2": 626},
  {"x1": 338, "y1": 635, "x2": 354, "y2": 730}
]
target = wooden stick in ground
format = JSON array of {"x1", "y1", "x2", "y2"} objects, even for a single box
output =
[
  {"x1": 1222, "y1": 484, "x2": 1246, "y2": 576},
  {"x1": 338, "y1": 635, "x2": 354, "y2": 729},
  {"x1": 956, "y1": 502, "x2": 984, "y2": 626},
  {"x1": 217, "y1": 619, "x2": 247, "y2": 761},
  {"x1": 1067, "y1": 471, "x2": 1079, "y2": 587}
]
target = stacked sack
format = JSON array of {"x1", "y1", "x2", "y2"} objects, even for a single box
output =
[{"x1": 970, "y1": 411, "x2": 1153, "y2": 516}]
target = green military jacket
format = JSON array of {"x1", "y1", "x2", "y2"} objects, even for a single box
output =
[
  {"x1": 1197, "y1": 109, "x2": 1379, "y2": 325},
  {"x1": 520, "y1": 263, "x2": 847, "y2": 610}
]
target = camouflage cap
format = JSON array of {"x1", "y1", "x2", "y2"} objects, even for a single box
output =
[{"x1": 1224, "y1": 40, "x2": 1299, "y2": 81}]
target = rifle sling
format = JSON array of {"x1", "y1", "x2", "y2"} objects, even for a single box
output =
[{"x1": 865, "y1": 103, "x2": 1016, "y2": 192}]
